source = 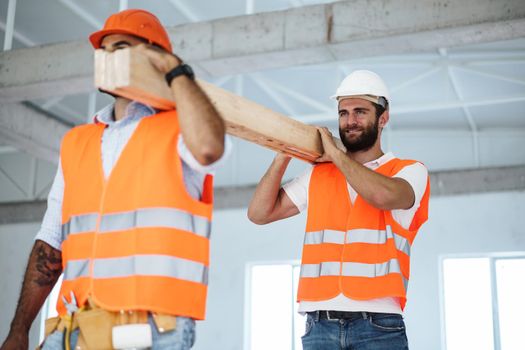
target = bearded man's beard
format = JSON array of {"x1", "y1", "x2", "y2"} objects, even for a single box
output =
[{"x1": 339, "y1": 117, "x2": 380, "y2": 153}]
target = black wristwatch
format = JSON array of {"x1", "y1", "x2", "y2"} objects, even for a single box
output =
[{"x1": 165, "y1": 63, "x2": 195, "y2": 86}]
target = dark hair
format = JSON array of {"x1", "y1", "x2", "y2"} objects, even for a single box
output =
[{"x1": 373, "y1": 99, "x2": 389, "y2": 119}]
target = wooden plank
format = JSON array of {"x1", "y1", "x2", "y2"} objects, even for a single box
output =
[{"x1": 94, "y1": 47, "x2": 326, "y2": 162}]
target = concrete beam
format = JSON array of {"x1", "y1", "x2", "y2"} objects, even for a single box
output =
[
  {"x1": 0, "y1": 185, "x2": 258, "y2": 225},
  {"x1": 1, "y1": 0, "x2": 524, "y2": 103},
  {"x1": 1, "y1": 165, "x2": 524, "y2": 224},
  {"x1": 215, "y1": 185, "x2": 255, "y2": 210},
  {"x1": 0, "y1": 103, "x2": 70, "y2": 163},
  {"x1": 0, "y1": 41, "x2": 93, "y2": 103},
  {"x1": 430, "y1": 164, "x2": 525, "y2": 196},
  {"x1": 0, "y1": 200, "x2": 47, "y2": 225}
]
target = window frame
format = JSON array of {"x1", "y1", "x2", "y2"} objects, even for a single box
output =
[
  {"x1": 245, "y1": 260, "x2": 302, "y2": 350},
  {"x1": 439, "y1": 251, "x2": 525, "y2": 350},
  {"x1": 38, "y1": 273, "x2": 63, "y2": 343}
]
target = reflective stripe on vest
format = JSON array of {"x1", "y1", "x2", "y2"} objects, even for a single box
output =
[
  {"x1": 61, "y1": 213, "x2": 99, "y2": 240},
  {"x1": 303, "y1": 226, "x2": 411, "y2": 256},
  {"x1": 63, "y1": 255, "x2": 208, "y2": 285},
  {"x1": 62, "y1": 207, "x2": 211, "y2": 241},
  {"x1": 301, "y1": 258, "x2": 401, "y2": 278}
]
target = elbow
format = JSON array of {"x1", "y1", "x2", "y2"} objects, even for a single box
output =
[
  {"x1": 247, "y1": 207, "x2": 269, "y2": 225},
  {"x1": 369, "y1": 190, "x2": 394, "y2": 210},
  {"x1": 370, "y1": 190, "x2": 410, "y2": 211},
  {"x1": 194, "y1": 143, "x2": 224, "y2": 166}
]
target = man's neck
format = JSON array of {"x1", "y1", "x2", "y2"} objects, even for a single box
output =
[
  {"x1": 113, "y1": 97, "x2": 132, "y2": 121},
  {"x1": 347, "y1": 144, "x2": 384, "y2": 165}
]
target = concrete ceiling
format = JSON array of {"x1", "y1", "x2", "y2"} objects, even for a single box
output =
[{"x1": 1, "y1": 0, "x2": 524, "y2": 204}]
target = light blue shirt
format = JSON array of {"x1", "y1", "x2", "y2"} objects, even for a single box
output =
[{"x1": 35, "y1": 102, "x2": 231, "y2": 250}]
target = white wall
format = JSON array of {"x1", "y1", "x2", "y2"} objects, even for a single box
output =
[
  {"x1": 1, "y1": 191, "x2": 524, "y2": 349},
  {"x1": 0, "y1": 222, "x2": 43, "y2": 349}
]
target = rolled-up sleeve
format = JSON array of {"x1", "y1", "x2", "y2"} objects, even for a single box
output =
[{"x1": 283, "y1": 167, "x2": 313, "y2": 213}]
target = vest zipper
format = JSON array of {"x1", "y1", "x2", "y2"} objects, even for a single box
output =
[
  {"x1": 339, "y1": 192, "x2": 353, "y2": 293},
  {"x1": 88, "y1": 179, "x2": 109, "y2": 299},
  {"x1": 339, "y1": 230, "x2": 346, "y2": 292}
]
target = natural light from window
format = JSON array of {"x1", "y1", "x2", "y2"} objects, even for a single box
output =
[
  {"x1": 443, "y1": 258, "x2": 494, "y2": 350},
  {"x1": 39, "y1": 274, "x2": 62, "y2": 342},
  {"x1": 495, "y1": 259, "x2": 525, "y2": 350},
  {"x1": 442, "y1": 255, "x2": 525, "y2": 350},
  {"x1": 250, "y1": 263, "x2": 305, "y2": 350}
]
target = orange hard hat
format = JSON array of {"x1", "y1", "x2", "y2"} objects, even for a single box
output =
[{"x1": 89, "y1": 9, "x2": 172, "y2": 52}]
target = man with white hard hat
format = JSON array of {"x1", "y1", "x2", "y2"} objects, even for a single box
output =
[{"x1": 248, "y1": 70, "x2": 430, "y2": 349}]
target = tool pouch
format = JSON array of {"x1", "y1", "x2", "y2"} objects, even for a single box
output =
[
  {"x1": 39, "y1": 304, "x2": 177, "y2": 349},
  {"x1": 75, "y1": 308, "x2": 116, "y2": 350},
  {"x1": 44, "y1": 316, "x2": 60, "y2": 338},
  {"x1": 152, "y1": 313, "x2": 177, "y2": 333}
]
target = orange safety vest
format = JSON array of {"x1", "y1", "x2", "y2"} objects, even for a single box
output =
[
  {"x1": 57, "y1": 110, "x2": 213, "y2": 320},
  {"x1": 297, "y1": 158, "x2": 430, "y2": 310}
]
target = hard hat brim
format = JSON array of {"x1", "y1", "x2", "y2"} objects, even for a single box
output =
[
  {"x1": 89, "y1": 28, "x2": 137, "y2": 49},
  {"x1": 331, "y1": 95, "x2": 383, "y2": 105},
  {"x1": 89, "y1": 28, "x2": 172, "y2": 52}
]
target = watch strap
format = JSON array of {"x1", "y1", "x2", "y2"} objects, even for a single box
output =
[{"x1": 165, "y1": 63, "x2": 195, "y2": 86}]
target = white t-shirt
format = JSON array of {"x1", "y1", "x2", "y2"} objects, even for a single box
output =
[{"x1": 283, "y1": 152, "x2": 428, "y2": 314}]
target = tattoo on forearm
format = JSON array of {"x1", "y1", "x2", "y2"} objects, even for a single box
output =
[
  {"x1": 33, "y1": 244, "x2": 62, "y2": 286},
  {"x1": 9, "y1": 242, "x2": 63, "y2": 332}
]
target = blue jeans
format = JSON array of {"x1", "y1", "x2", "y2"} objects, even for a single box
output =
[
  {"x1": 302, "y1": 312, "x2": 409, "y2": 350},
  {"x1": 42, "y1": 315, "x2": 195, "y2": 349}
]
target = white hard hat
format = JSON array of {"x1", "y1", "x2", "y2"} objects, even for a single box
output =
[{"x1": 331, "y1": 70, "x2": 390, "y2": 107}]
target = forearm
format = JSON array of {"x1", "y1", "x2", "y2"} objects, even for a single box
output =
[
  {"x1": 8, "y1": 240, "x2": 62, "y2": 334},
  {"x1": 171, "y1": 77, "x2": 225, "y2": 165},
  {"x1": 248, "y1": 155, "x2": 291, "y2": 224},
  {"x1": 138, "y1": 45, "x2": 226, "y2": 165},
  {"x1": 331, "y1": 151, "x2": 413, "y2": 209}
]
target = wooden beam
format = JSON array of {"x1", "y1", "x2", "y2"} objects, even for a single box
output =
[{"x1": 95, "y1": 47, "x2": 326, "y2": 162}]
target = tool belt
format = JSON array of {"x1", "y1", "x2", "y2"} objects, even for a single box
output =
[{"x1": 40, "y1": 298, "x2": 177, "y2": 350}]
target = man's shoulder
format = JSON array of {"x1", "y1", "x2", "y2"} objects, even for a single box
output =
[
  {"x1": 62, "y1": 123, "x2": 104, "y2": 147},
  {"x1": 66, "y1": 122, "x2": 103, "y2": 135},
  {"x1": 387, "y1": 157, "x2": 427, "y2": 175},
  {"x1": 391, "y1": 157, "x2": 424, "y2": 166}
]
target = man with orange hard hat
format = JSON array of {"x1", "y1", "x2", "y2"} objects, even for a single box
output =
[
  {"x1": 248, "y1": 70, "x2": 430, "y2": 349},
  {"x1": 1, "y1": 9, "x2": 229, "y2": 350}
]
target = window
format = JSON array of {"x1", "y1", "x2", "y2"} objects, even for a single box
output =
[
  {"x1": 441, "y1": 254, "x2": 525, "y2": 350},
  {"x1": 247, "y1": 262, "x2": 305, "y2": 350},
  {"x1": 39, "y1": 275, "x2": 62, "y2": 342}
]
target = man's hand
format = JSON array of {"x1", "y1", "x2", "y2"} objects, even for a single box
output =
[
  {"x1": 136, "y1": 43, "x2": 182, "y2": 75},
  {"x1": 315, "y1": 127, "x2": 343, "y2": 163},
  {"x1": 1, "y1": 329, "x2": 29, "y2": 350}
]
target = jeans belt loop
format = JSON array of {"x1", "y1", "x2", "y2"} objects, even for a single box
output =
[
  {"x1": 361, "y1": 311, "x2": 368, "y2": 320},
  {"x1": 314, "y1": 311, "x2": 320, "y2": 322},
  {"x1": 326, "y1": 311, "x2": 336, "y2": 321}
]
